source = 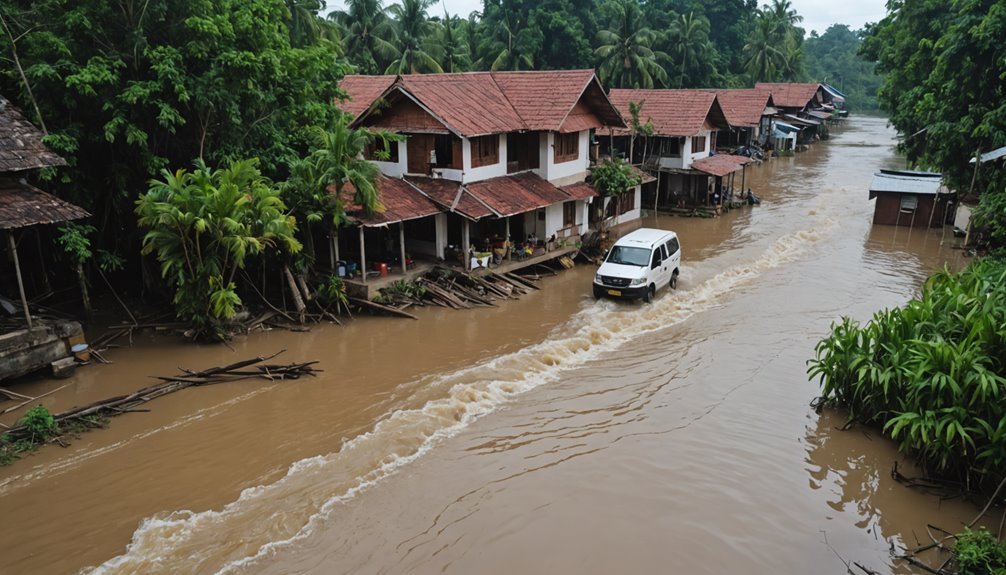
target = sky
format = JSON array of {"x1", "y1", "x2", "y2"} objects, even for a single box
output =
[{"x1": 324, "y1": 0, "x2": 890, "y2": 36}]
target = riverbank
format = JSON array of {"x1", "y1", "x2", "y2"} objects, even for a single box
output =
[{"x1": 0, "y1": 117, "x2": 982, "y2": 575}]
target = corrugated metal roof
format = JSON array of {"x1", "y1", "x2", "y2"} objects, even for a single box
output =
[
  {"x1": 970, "y1": 145, "x2": 1006, "y2": 164},
  {"x1": 0, "y1": 178, "x2": 89, "y2": 229},
  {"x1": 869, "y1": 172, "x2": 943, "y2": 195},
  {"x1": 560, "y1": 181, "x2": 598, "y2": 200}
]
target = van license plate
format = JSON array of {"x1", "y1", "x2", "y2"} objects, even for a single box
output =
[{"x1": 607, "y1": 289, "x2": 622, "y2": 297}]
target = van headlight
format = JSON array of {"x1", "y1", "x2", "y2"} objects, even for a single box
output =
[
  {"x1": 594, "y1": 273, "x2": 603, "y2": 284},
  {"x1": 630, "y1": 276, "x2": 646, "y2": 286}
]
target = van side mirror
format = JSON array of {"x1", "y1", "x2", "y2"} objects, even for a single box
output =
[{"x1": 651, "y1": 257, "x2": 662, "y2": 269}]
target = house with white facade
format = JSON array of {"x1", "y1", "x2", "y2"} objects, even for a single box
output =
[
  {"x1": 606, "y1": 89, "x2": 751, "y2": 209},
  {"x1": 336, "y1": 70, "x2": 626, "y2": 278}
]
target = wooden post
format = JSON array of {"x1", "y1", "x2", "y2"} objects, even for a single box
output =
[
  {"x1": 654, "y1": 171, "x2": 661, "y2": 213},
  {"x1": 741, "y1": 164, "x2": 747, "y2": 197},
  {"x1": 359, "y1": 226, "x2": 367, "y2": 284},
  {"x1": 505, "y1": 217, "x2": 511, "y2": 261},
  {"x1": 462, "y1": 219, "x2": 471, "y2": 271},
  {"x1": 399, "y1": 222, "x2": 407, "y2": 274},
  {"x1": 7, "y1": 231, "x2": 32, "y2": 329}
]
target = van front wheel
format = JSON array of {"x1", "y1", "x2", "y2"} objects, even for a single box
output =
[
  {"x1": 643, "y1": 284, "x2": 655, "y2": 303},
  {"x1": 670, "y1": 271, "x2": 679, "y2": 290}
]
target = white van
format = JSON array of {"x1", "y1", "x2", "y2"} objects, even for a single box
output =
[{"x1": 592, "y1": 228, "x2": 681, "y2": 302}]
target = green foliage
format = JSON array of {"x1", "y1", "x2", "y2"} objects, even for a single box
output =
[
  {"x1": 18, "y1": 405, "x2": 60, "y2": 443},
  {"x1": 860, "y1": 0, "x2": 1006, "y2": 201},
  {"x1": 594, "y1": 0, "x2": 669, "y2": 88},
  {"x1": 743, "y1": 0, "x2": 806, "y2": 82},
  {"x1": 956, "y1": 528, "x2": 1006, "y2": 575},
  {"x1": 317, "y1": 275, "x2": 349, "y2": 307},
  {"x1": 592, "y1": 158, "x2": 642, "y2": 197},
  {"x1": 809, "y1": 259, "x2": 1006, "y2": 487},
  {"x1": 0, "y1": 0, "x2": 348, "y2": 285},
  {"x1": 973, "y1": 190, "x2": 1006, "y2": 245},
  {"x1": 57, "y1": 223, "x2": 95, "y2": 265},
  {"x1": 804, "y1": 25, "x2": 881, "y2": 112},
  {"x1": 136, "y1": 158, "x2": 301, "y2": 337}
]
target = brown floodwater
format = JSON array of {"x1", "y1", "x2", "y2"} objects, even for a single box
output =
[{"x1": 0, "y1": 116, "x2": 981, "y2": 575}]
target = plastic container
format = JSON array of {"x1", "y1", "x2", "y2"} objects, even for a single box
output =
[
  {"x1": 336, "y1": 260, "x2": 346, "y2": 277},
  {"x1": 376, "y1": 262, "x2": 388, "y2": 276}
]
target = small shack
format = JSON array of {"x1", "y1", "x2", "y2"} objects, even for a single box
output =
[
  {"x1": 1, "y1": 94, "x2": 89, "y2": 381},
  {"x1": 868, "y1": 169, "x2": 948, "y2": 228}
]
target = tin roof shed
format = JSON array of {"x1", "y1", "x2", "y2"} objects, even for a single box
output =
[{"x1": 869, "y1": 171, "x2": 943, "y2": 197}]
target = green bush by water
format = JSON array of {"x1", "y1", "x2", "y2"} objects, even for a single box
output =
[{"x1": 808, "y1": 259, "x2": 1006, "y2": 488}]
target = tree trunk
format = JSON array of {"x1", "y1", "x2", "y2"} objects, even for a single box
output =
[
  {"x1": 77, "y1": 263, "x2": 92, "y2": 317},
  {"x1": 283, "y1": 265, "x2": 306, "y2": 324}
]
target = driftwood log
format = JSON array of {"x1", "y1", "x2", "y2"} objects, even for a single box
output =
[{"x1": 2, "y1": 351, "x2": 319, "y2": 440}]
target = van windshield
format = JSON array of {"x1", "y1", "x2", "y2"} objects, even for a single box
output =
[{"x1": 605, "y1": 245, "x2": 650, "y2": 267}]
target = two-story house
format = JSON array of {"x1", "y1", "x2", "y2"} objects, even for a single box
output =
[
  {"x1": 337, "y1": 70, "x2": 625, "y2": 278},
  {"x1": 706, "y1": 89, "x2": 776, "y2": 150},
  {"x1": 755, "y1": 83, "x2": 837, "y2": 147},
  {"x1": 606, "y1": 89, "x2": 750, "y2": 210}
]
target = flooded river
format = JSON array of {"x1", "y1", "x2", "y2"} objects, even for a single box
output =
[{"x1": 0, "y1": 116, "x2": 978, "y2": 574}]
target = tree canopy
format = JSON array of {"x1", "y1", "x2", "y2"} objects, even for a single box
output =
[{"x1": 861, "y1": 0, "x2": 1006, "y2": 243}]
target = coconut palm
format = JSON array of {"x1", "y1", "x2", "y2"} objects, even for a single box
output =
[
  {"x1": 594, "y1": 0, "x2": 668, "y2": 89},
  {"x1": 430, "y1": 10, "x2": 471, "y2": 72},
  {"x1": 667, "y1": 12, "x2": 712, "y2": 88},
  {"x1": 743, "y1": 12, "x2": 784, "y2": 81},
  {"x1": 330, "y1": 0, "x2": 397, "y2": 74},
  {"x1": 284, "y1": 0, "x2": 337, "y2": 47},
  {"x1": 384, "y1": 0, "x2": 443, "y2": 74},
  {"x1": 476, "y1": 5, "x2": 536, "y2": 71}
]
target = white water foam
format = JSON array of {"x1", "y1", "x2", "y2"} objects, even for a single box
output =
[{"x1": 84, "y1": 224, "x2": 833, "y2": 575}]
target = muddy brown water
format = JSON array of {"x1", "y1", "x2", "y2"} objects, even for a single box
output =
[{"x1": 0, "y1": 116, "x2": 981, "y2": 575}]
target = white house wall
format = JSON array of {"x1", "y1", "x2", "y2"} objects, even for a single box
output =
[
  {"x1": 463, "y1": 133, "x2": 508, "y2": 183},
  {"x1": 684, "y1": 131, "x2": 711, "y2": 167},
  {"x1": 372, "y1": 139, "x2": 407, "y2": 177},
  {"x1": 545, "y1": 203, "x2": 563, "y2": 239},
  {"x1": 541, "y1": 131, "x2": 589, "y2": 185}
]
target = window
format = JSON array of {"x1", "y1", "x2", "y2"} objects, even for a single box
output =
[
  {"x1": 692, "y1": 135, "x2": 707, "y2": 154},
  {"x1": 365, "y1": 139, "x2": 399, "y2": 162},
  {"x1": 554, "y1": 132, "x2": 579, "y2": 164},
  {"x1": 665, "y1": 237, "x2": 679, "y2": 255},
  {"x1": 563, "y1": 201, "x2": 577, "y2": 227},
  {"x1": 470, "y1": 135, "x2": 499, "y2": 168},
  {"x1": 661, "y1": 138, "x2": 682, "y2": 158},
  {"x1": 651, "y1": 249, "x2": 662, "y2": 269}
]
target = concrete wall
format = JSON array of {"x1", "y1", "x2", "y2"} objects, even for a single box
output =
[
  {"x1": 463, "y1": 134, "x2": 507, "y2": 183},
  {"x1": 541, "y1": 131, "x2": 589, "y2": 184},
  {"x1": 372, "y1": 140, "x2": 408, "y2": 177},
  {"x1": 0, "y1": 320, "x2": 81, "y2": 381}
]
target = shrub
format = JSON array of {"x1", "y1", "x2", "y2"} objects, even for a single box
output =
[{"x1": 809, "y1": 259, "x2": 1006, "y2": 487}]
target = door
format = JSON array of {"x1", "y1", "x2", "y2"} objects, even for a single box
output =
[{"x1": 665, "y1": 237, "x2": 681, "y2": 272}]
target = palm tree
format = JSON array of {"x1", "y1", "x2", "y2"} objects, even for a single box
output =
[
  {"x1": 743, "y1": 13, "x2": 784, "y2": 82},
  {"x1": 284, "y1": 0, "x2": 336, "y2": 47},
  {"x1": 330, "y1": 0, "x2": 397, "y2": 74},
  {"x1": 430, "y1": 10, "x2": 471, "y2": 72},
  {"x1": 594, "y1": 0, "x2": 668, "y2": 89},
  {"x1": 667, "y1": 12, "x2": 711, "y2": 88},
  {"x1": 766, "y1": 0, "x2": 803, "y2": 33},
  {"x1": 384, "y1": 0, "x2": 443, "y2": 74},
  {"x1": 476, "y1": 5, "x2": 535, "y2": 71}
]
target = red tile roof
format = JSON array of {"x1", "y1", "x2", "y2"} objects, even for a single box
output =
[
  {"x1": 608, "y1": 89, "x2": 722, "y2": 137},
  {"x1": 754, "y1": 83, "x2": 821, "y2": 110},
  {"x1": 464, "y1": 172, "x2": 572, "y2": 217},
  {"x1": 0, "y1": 178, "x2": 89, "y2": 230},
  {"x1": 691, "y1": 154, "x2": 753, "y2": 177},
  {"x1": 560, "y1": 181, "x2": 599, "y2": 200},
  {"x1": 337, "y1": 75, "x2": 397, "y2": 120},
  {"x1": 342, "y1": 175, "x2": 441, "y2": 226},
  {"x1": 350, "y1": 70, "x2": 625, "y2": 137},
  {"x1": 404, "y1": 175, "x2": 493, "y2": 220},
  {"x1": 707, "y1": 89, "x2": 773, "y2": 128},
  {"x1": 0, "y1": 95, "x2": 66, "y2": 173},
  {"x1": 629, "y1": 165, "x2": 657, "y2": 184}
]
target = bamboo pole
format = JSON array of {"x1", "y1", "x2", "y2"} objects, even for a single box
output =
[
  {"x1": 359, "y1": 226, "x2": 367, "y2": 283},
  {"x1": 7, "y1": 231, "x2": 32, "y2": 329},
  {"x1": 399, "y1": 222, "x2": 407, "y2": 274}
]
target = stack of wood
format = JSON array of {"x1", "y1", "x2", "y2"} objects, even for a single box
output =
[
  {"x1": 415, "y1": 267, "x2": 541, "y2": 310},
  {"x1": 1, "y1": 351, "x2": 318, "y2": 441}
]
